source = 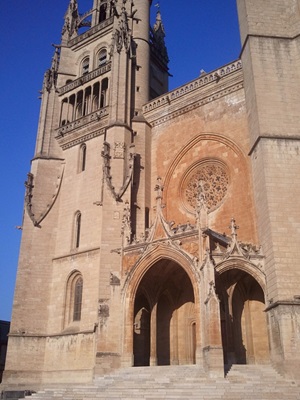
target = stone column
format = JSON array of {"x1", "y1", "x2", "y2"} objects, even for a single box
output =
[{"x1": 150, "y1": 303, "x2": 157, "y2": 366}]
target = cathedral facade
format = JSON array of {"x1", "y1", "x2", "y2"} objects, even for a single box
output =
[{"x1": 3, "y1": 0, "x2": 300, "y2": 387}]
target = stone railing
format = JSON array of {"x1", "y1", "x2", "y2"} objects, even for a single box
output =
[
  {"x1": 56, "y1": 107, "x2": 109, "y2": 137},
  {"x1": 58, "y1": 63, "x2": 111, "y2": 96},
  {"x1": 143, "y1": 60, "x2": 242, "y2": 113},
  {"x1": 68, "y1": 17, "x2": 114, "y2": 47}
]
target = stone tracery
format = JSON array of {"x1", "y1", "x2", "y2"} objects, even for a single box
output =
[{"x1": 183, "y1": 162, "x2": 229, "y2": 213}]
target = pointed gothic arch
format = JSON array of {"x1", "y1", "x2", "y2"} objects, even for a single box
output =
[
  {"x1": 122, "y1": 245, "x2": 201, "y2": 367},
  {"x1": 215, "y1": 263, "x2": 269, "y2": 367}
]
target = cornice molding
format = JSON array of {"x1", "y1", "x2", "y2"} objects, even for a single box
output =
[{"x1": 142, "y1": 61, "x2": 243, "y2": 128}]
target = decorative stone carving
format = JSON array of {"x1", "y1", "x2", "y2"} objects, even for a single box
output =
[
  {"x1": 62, "y1": 0, "x2": 80, "y2": 39},
  {"x1": 24, "y1": 165, "x2": 65, "y2": 228},
  {"x1": 24, "y1": 173, "x2": 36, "y2": 226},
  {"x1": 113, "y1": 1, "x2": 132, "y2": 54},
  {"x1": 204, "y1": 281, "x2": 220, "y2": 305},
  {"x1": 121, "y1": 200, "x2": 132, "y2": 246},
  {"x1": 99, "y1": 299, "x2": 109, "y2": 319},
  {"x1": 101, "y1": 142, "x2": 135, "y2": 201},
  {"x1": 110, "y1": 273, "x2": 121, "y2": 286},
  {"x1": 183, "y1": 161, "x2": 229, "y2": 213},
  {"x1": 154, "y1": 176, "x2": 164, "y2": 201},
  {"x1": 114, "y1": 142, "x2": 126, "y2": 159},
  {"x1": 43, "y1": 46, "x2": 60, "y2": 92}
]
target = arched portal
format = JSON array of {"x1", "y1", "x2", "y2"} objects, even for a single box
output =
[
  {"x1": 216, "y1": 269, "x2": 269, "y2": 367},
  {"x1": 133, "y1": 259, "x2": 196, "y2": 366}
]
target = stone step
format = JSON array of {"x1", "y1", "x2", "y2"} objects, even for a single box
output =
[{"x1": 22, "y1": 365, "x2": 300, "y2": 400}]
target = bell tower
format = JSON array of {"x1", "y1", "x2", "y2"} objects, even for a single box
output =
[
  {"x1": 237, "y1": 0, "x2": 300, "y2": 378},
  {"x1": 4, "y1": 0, "x2": 169, "y2": 385}
]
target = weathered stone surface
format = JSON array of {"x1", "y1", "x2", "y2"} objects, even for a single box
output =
[{"x1": 2, "y1": 0, "x2": 300, "y2": 392}]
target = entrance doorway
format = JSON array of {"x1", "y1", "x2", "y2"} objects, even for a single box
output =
[
  {"x1": 133, "y1": 260, "x2": 196, "y2": 366},
  {"x1": 216, "y1": 269, "x2": 269, "y2": 366}
]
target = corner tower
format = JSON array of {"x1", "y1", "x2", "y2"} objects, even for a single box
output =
[
  {"x1": 237, "y1": 0, "x2": 300, "y2": 378},
  {"x1": 3, "y1": 0, "x2": 168, "y2": 386}
]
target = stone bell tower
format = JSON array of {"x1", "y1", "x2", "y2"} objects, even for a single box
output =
[
  {"x1": 236, "y1": 0, "x2": 300, "y2": 378},
  {"x1": 3, "y1": 0, "x2": 169, "y2": 386}
]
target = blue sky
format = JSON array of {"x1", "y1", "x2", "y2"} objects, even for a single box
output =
[{"x1": 0, "y1": 0, "x2": 240, "y2": 321}]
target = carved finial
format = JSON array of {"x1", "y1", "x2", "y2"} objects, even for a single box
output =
[
  {"x1": 43, "y1": 45, "x2": 60, "y2": 92},
  {"x1": 62, "y1": 0, "x2": 79, "y2": 39},
  {"x1": 229, "y1": 217, "x2": 239, "y2": 237},
  {"x1": 51, "y1": 45, "x2": 60, "y2": 73}
]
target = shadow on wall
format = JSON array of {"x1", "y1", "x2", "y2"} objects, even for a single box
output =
[{"x1": 0, "y1": 320, "x2": 10, "y2": 383}]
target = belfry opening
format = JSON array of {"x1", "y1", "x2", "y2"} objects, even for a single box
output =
[{"x1": 133, "y1": 260, "x2": 196, "y2": 367}]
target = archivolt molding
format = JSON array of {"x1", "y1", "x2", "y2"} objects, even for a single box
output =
[
  {"x1": 163, "y1": 133, "x2": 247, "y2": 203},
  {"x1": 122, "y1": 242, "x2": 201, "y2": 304},
  {"x1": 121, "y1": 177, "x2": 200, "y2": 278},
  {"x1": 25, "y1": 163, "x2": 65, "y2": 228},
  {"x1": 215, "y1": 258, "x2": 266, "y2": 292}
]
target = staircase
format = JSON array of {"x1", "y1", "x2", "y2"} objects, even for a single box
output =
[{"x1": 23, "y1": 365, "x2": 300, "y2": 400}]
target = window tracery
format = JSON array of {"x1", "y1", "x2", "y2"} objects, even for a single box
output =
[{"x1": 181, "y1": 161, "x2": 230, "y2": 213}]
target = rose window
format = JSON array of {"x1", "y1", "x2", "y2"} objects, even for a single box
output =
[{"x1": 183, "y1": 162, "x2": 229, "y2": 213}]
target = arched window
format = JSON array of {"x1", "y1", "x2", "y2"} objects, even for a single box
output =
[
  {"x1": 64, "y1": 272, "x2": 83, "y2": 327},
  {"x1": 74, "y1": 212, "x2": 81, "y2": 248},
  {"x1": 99, "y1": 2, "x2": 107, "y2": 23},
  {"x1": 79, "y1": 144, "x2": 87, "y2": 172},
  {"x1": 73, "y1": 277, "x2": 83, "y2": 321},
  {"x1": 98, "y1": 49, "x2": 107, "y2": 67},
  {"x1": 100, "y1": 78, "x2": 109, "y2": 108},
  {"x1": 81, "y1": 57, "x2": 90, "y2": 76}
]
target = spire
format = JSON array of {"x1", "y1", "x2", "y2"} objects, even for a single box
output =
[
  {"x1": 151, "y1": 5, "x2": 169, "y2": 66},
  {"x1": 153, "y1": 4, "x2": 164, "y2": 35},
  {"x1": 61, "y1": 0, "x2": 80, "y2": 40}
]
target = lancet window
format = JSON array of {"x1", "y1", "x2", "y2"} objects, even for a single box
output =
[
  {"x1": 79, "y1": 144, "x2": 87, "y2": 172},
  {"x1": 73, "y1": 276, "x2": 83, "y2": 321},
  {"x1": 74, "y1": 211, "x2": 81, "y2": 249}
]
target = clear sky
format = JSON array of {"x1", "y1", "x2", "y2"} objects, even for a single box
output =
[{"x1": 0, "y1": 0, "x2": 241, "y2": 321}]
